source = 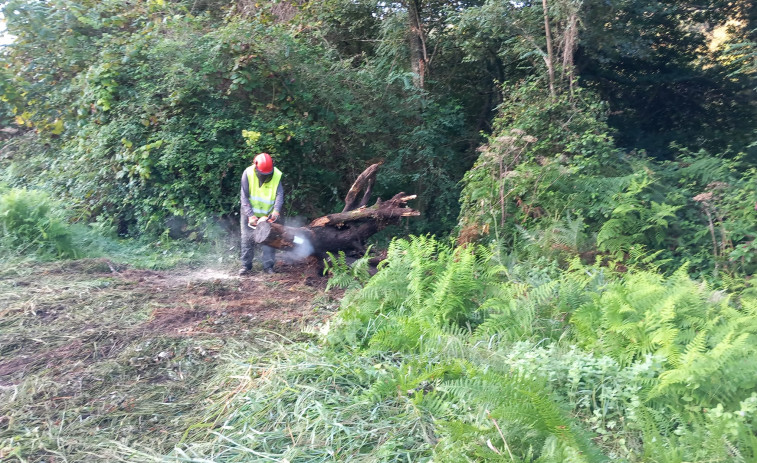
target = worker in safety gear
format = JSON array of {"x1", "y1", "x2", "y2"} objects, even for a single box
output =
[{"x1": 239, "y1": 152, "x2": 284, "y2": 275}]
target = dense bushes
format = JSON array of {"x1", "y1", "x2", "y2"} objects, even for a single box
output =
[
  {"x1": 59, "y1": 12, "x2": 428, "y2": 234},
  {"x1": 458, "y1": 81, "x2": 757, "y2": 281},
  {"x1": 0, "y1": 180, "x2": 224, "y2": 267},
  {"x1": 2, "y1": 0, "x2": 754, "y2": 243},
  {"x1": 0, "y1": 1, "x2": 473, "y2": 237}
]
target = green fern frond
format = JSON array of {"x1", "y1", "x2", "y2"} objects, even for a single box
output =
[
  {"x1": 425, "y1": 246, "x2": 482, "y2": 325},
  {"x1": 678, "y1": 155, "x2": 729, "y2": 184}
]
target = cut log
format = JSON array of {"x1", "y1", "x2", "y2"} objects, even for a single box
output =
[
  {"x1": 252, "y1": 220, "x2": 304, "y2": 251},
  {"x1": 252, "y1": 163, "x2": 419, "y2": 258}
]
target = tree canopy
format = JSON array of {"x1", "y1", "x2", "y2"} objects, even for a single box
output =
[{"x1": 1, "y1": 0, "x2": 754, "y2": 270}]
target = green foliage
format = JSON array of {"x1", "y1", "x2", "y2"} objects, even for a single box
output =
[
  {"x1": 322, "y1": 237, "x2": 610, "y2": 460},
  {"x1": 327, "y1": 236, "x2": 496, "y2": 349},
  {"x1": 0, "y1": 0, "x2": 479, "y2": 238},
  {"x1": 162, "y1": 238, "x2": 737, "y2": 460},
  {"x1": 172, "y1": 346, "x2": 440, "y2": 462},
  {"x1": 596, "y1": 169, "x2": 680, "y2": 258},
  {"x1": 436, "y1": 372, "x2": 605, "y2": 463},
  {"x1": 459, "y1": 78, "x2": 757, "y2": 281},
  {"x1": 723, "y1": 32, "x2": 757, "y2": 90},
  {"x1": 0, "y1": 187, "x2": 78, "y2": 258},
  {"x1": 96, "y1": 235, "x2": 753, "y2": 462},
  {"x1": 571, "y1": 265, "x2": 757, "y2": 381},
  {"x1": 579, "y1": 0, "x2": 756, "y2": 157},
  {"x1": 0, "y1": 179, "x2": 230, "y2": 268},
  {"x1": 448, "y1": 0, "x2": 757, "y2": 159},
  {"x1": 457, "y1": 80, "x2": 629, "y2": 251},
  {"x1": 323, "y1": 248, "x2": 372, "y2": 291},
  {"x1": 3, "y1": 0, "x2": 753, "y2": 247},
  {"x1": 329, "y1": 237, "x2": 756, "y2": 461}
]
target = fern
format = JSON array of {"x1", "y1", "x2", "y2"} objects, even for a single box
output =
[
  {"x1": 0, "y1": 187, "x2": 79, "y2": 258},
  {"x1": 676, "y1": 154, "x2": 731, "y2": 185},
  {"x1": 418, "y1": 324, "x2": 479, "y2": 365},
  {"x1": 368, "y1": 316, "x2": 425, "y2": 353},
  {"x1": 324, "y1": 247, "x2": 373, "y2": 291},
  {"x1": 513, "y1": 215, "x2": 591, "y2": 265},
  {"x1": 321, "y1": 236, "x2": 757, "y2": 461},
  {"x1": 424, "y1": 246, "x2": 482, "y2": 326},
  {"x1": 596, "y1": 171, "x2": 680, "y2": 259},
  {"x1": 566, "y1": 262, "x2": 757, "y2": 432},
  {"x1": 438, "y1": 371, "x2": 606, "y2": 462}
]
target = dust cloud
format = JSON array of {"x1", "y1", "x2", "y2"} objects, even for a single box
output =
[{"x1": 281, "y1": 216, "x2": 314, "y2": 263}]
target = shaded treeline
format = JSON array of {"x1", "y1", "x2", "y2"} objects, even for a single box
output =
[{"x1": 0, "y1": 0, "x2": 755, "y2": 277}]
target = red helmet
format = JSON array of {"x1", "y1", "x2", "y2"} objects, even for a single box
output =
[{"x1": 253, "y1": 152, "x2": 273, "y2": 174}]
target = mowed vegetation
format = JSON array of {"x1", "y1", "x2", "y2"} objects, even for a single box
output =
[
  {"x1": 1, "y1": 0, "x2": 756, "y2": 461},
  {"x1": 0, "y1": 249, "x2": 340, "y2": 461}
]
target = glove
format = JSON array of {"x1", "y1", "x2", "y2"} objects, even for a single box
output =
[
  {"x1": 248, "y1": 216, "x2": 258, "y2": 227},
  {"x1": 269, "y1": 211, "x2": 280, "y2": 223}
]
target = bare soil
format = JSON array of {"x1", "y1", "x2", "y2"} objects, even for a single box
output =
[{"x1": 0, "y1": 258, "x2": 342, "y2": 462}]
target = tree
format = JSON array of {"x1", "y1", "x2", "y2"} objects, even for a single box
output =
[
  {"x1": 0, "y1": 0, "x2": 458, "y2": 236},
  {"x1": 575, "y1": 0, "x2": 756, "y2": 157}
]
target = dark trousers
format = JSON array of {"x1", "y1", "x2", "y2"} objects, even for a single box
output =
[{"x1": 240, "y1": 213, "x2": 275, "y2": 270}]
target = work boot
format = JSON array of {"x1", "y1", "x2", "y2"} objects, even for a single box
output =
[
  {"x1": 263, "y1": 267, "x2": 275, "y2": 274},
  {"x1": 238, "y1": 267, "x2": 253, "y2": 276}
]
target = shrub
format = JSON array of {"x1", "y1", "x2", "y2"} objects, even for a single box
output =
[
  {"x1": 458, "y1": 79, "x2": 757, "y2": 282},
  {"x1": 0, "y1": 187, "x2": 78, "y2": 258}
]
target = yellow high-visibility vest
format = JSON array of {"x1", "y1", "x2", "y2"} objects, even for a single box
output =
[{"x1": 246, "y1": 167, "x2": 282, "y2": 217}]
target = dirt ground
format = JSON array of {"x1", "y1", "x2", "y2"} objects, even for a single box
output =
[{"x1": 0, "y1": 258, "x2": 342, "y2": 462}]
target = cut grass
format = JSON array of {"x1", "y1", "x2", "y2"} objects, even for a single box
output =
[
  {"x1": 0, "y1": 257, "x2": 337, "y2": 462},
  {"x1": 136, "y1": 346, "x2": 437, "y2": 463}
]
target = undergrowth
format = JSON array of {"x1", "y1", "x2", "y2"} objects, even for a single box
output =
[
  {"x1": 0, "y1": 185, "x2": 238, "y2": 271},
  {"x1": 164, "y1": 236, "x2": 757, "y2": 462},
  {"x1": 0, "y1": 186, "x2": 78, "y2": 259}
]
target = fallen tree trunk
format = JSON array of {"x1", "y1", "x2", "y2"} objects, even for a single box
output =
[{"x1": 252, "y1": 163, "x2": 419, "y2": 258}]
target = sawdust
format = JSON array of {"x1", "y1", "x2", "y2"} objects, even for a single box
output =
[{"x1": 132, "y1": 260, "x2": 333, "y2": 335}]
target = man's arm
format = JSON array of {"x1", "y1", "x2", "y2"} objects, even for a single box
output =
[
  {"x1": 273, "y1": 183, "x2": 284, "y2": 214},
  {"x1": 240, "y1": 168, "x2": 254, "y2": 217}
]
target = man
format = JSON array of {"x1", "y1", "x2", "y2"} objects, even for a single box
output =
[{"x1": 239, "y1": 152, "x2": 284, "y2": 275}]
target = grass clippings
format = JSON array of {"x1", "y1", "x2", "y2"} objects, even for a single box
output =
[{"x1": 0, "y1": 258, "x2": 338, "y2": 462}]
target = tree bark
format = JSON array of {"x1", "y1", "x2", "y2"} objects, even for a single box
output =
[
  {"x1": 252, "y1": 164, "x2": 419, "y2": 258},
  {"x1": 406, "y1": 0, "x2": 428, "y2": 89},
  {"x1": 341, "y1": 162, "x2": 380, "y2": 212},
  {"x1": 561, "y1": 12, "x2": 578, "y2": 97},
  {"x1": 542, "y1": 0, "x2": 557, "y2": 100}
]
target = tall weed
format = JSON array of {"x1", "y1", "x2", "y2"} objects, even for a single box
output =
[{"x1": 0, "y1": 187, "x2": 78, "y2": 258}]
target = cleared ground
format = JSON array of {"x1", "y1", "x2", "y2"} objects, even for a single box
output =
[{"x1": 0, "y1": 258, "x2": 340, "y2": 462}]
